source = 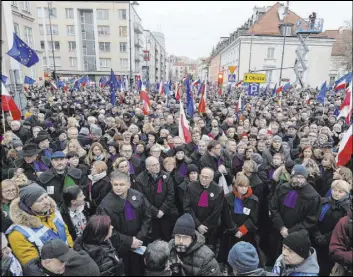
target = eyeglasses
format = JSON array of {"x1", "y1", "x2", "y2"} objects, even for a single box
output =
[
  {"x1": 149, "y1": 163, "x2": 160, "y2": 168},
  {"x1": 3, "y1": 189, "x2": 17, "y2": 194}
]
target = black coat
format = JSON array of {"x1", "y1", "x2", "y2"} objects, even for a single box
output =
[
  {"x1": 13, "y1": 127, "x2": 30, "y2": 144},
  {"x1": 199, "y1": 152, "x2": 223, "y2": 183},
  {"x1": 60, "y1": 204, "x2": 89, "y2": 242},
  {"x1": 190, "y1": 151, "x2": 202, "y2": 169},
  {"x1": 23, "y1": 258, "x2": 52, "y2": 276},
  {"x1": 97, "y1": 189, "x2": 152, "y2": 253},
  {"x1": 74, "y1": 237, "x2": 125, "y2": 276},
  {"x1": 176, "y1": 178, "x2": 190, "y2": 215},
  {"x1": 38, "y1": 167, "x2": 83, "y2": 207},
  {"x1": 222, "y1": 190, "x2": 259, "y2": 236},
  {"x1": 185, "y1": 142, "x2": 198, "y2": 157},
  {"x1": 270, "y1": 182, "x2": 321, "y2": 233},
  {"x1": 14, "y1": 157, "x2": 51, "y2": 182},
  {"x1": 161, "y1": 124, "x2": 178, "y2": 136},
  {"x1": 174, "y1": 159, "x2": 190, "y2": 184},
  {"x1": 184, "y1": 181, "x2": 223, "y2": 229},
  {"x1": 135, "y1": 170, "x2": 176, "y2": 218},
  {"x1": 85, "y1": 175, "x2": 111, "y2": 216},
  {"x1": 317, "y1": 168, "x2": 334, "y2": 197}
]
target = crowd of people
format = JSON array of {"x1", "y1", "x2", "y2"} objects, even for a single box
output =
[{"x1": 1, "y1": 82, "x2": 352, "y2": 276}]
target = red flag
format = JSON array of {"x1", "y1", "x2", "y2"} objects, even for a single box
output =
[
  {"x1": 140, "y1": 85, "x2": 150, "y2": 115},
  {"x1": 338, "y1": 82, "x2": 352, "y2": 124},
  {"x1": 178, "y1": 101, "x2": 192, "y2": 143},
  {"x1": 198, "y1": 83, "x2": 207, "y2": 113},
  {"x1": 2, "y1": 83, "x2": 21, "y2": 120},
  {"x1": 336, "y1": 124, "x2": 353, "y2": 166}
]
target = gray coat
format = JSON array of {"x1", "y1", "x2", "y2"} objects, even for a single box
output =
[
  {"x1": 262, "y1": 146, "x2": 292, "y2": 169},
  {"x1": 169, "y1": 232, "x2": 221, "y2": 276},
  {"x1": 272, "y1": 248, "x2": 320, "y2": 276}
]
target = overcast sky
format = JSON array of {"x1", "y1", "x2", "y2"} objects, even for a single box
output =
[{"x1": 137, "y1": 1, "x2": 352, "y2": 60}]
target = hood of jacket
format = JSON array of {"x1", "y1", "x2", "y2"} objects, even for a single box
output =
[
  {"x1": 184, "y1": 231, "x2": 206, "y2": 256},
  {"x1": 9, "y1": 197, "x2": 57, "y2": 228},
  {"x1": 275, "y1": 248, "x2": 319, "y2": 276}
]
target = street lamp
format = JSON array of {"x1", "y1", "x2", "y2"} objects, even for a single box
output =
[
  {"x1": 47, "y1": 1, "x2": 56, "y2": 80},
  {"x1": 129, "y1": 1, "x2": 139, "y2": 89}
]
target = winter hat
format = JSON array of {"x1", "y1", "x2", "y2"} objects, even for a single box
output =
[
  {"x1": 227, "y1": 242, "x2": 259, "y2": 273},
  {"x1": 63, "y1": 250, "x2": 100, "y2": 276},
  {"x1": 251, "y1": 153, "x2": 263, "y2": 166},
  {"x1": 187, "y1": 164, "x2": 199, "y2": 175},
  {"x1": 291, "y1": 164, "x2": 308, "y2": 179},
  {"x1": 173, "y1": 213, "x2": 196, "y2": 237},
  {"x1": 13, "y1": 140, "x2": 23, "y2": 148},
  {"x1": 283, "y1": 229, "x2": 311, "y2": 259},
  {"x1": 272, "y1": 135, "x2": 282, "y2": 142},
  {"x1": 35, "y1": 131, "x2": 49, "y2": 143},
  {"x1": 19, "y1": 183, "x2": 47, "y2": 208},
  {"x1": 79, "y1": 127, "x2": 90, "y2": 136},
  {"x1": 91, "y1": 125, "x2": 102, "y2": 137},
  {"x1": 175, "y1": 145, "x2": 185, "y2": 153}
]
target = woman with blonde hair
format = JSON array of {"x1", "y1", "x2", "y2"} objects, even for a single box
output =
[
  {"x1": 67, "y1": 117, "x2": 78, "y2": 128},
  {"x1": 86, "y1": 161, "x2": 111, "y2": 215},
  {"x1": 115, "y1": 117, "x2": 127, "y2": 133},
  {"x1": 1, "y1": 179, "x2": 19, "y2": 232},
  {"x1": 318, "y1": 153, "x2": 337, "y2": 197},
  {"x1": 63, "y1": 139, "x2": 87, "y2": 159},
  {"x1": 333, "y1": 166, "x2": 353, "y2": 185},
  {"x1": 85, "y1": 142, "x2": 109, "y2": 166},
  {"x1": 303, "y1": 158, "x2": 322, "y2": 192}
]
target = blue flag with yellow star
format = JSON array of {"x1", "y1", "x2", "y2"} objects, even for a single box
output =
[{"x1": 7, "y1": 33, "x2": 39, "y2": 67}]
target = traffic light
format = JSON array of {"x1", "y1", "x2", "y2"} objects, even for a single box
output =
[{"x1": 218, "y1": 72, "x2": 224, "y2": 85}]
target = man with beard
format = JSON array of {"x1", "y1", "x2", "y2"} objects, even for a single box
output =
[
  {"x1": 269, "y1": 164, "x2": 321, "y2": 265},
  {"x1": 38, "y1": 152, "x2": 83, "y2": 207},
  {"x1": 168, "y1": 213, "x2": 220, "y2": 276}
]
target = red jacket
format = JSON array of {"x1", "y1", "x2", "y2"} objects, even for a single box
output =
[{"x1": 329, "y1": 211, "x2": 353, "y2": 266}]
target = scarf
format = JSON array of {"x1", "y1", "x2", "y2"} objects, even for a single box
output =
[
  {"x1": 198, "y1": 189, "x2": 209, "y2": 207},
  {"x1": 283, "y1": 190, "x2": 299, "y2": 208},
  {"x1": 178, "y1": 162, "x2": 187, "y2": 177},
  {"x1": 233, "y1": 187, "x2": 253, "y2": 214},
  {"x1": 93, "y1": 154, "x2": 104, "y2": 161},
  {"x1": 218, "y1": 158, "x2": 223, "y2": 166},
  {"x1": 33, "y1": 160, "x2": 49, "y2": 172},
  {"x1": 64, "y1": 175, "x2": 76, "y2": 188},
  {"x1": 157, "y1": 178, "x2": 163, "y2": 194},
  {"x1": 319, "y1": 197, "x2": 349, "y2": 222},
  {"x1": 44, "y1": 149, "x2": 52, "y2": 159},
  {"x1": 124, "y1": 200, "x2": 136, "y2": 221},
  {"x1": 89, "y1": 171, "x2": 107, "y2": 184},
  {"x1": 129, "y1": 161, "x2": 135, "y2": 174}
]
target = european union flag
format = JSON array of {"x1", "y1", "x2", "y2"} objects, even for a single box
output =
[
  {"x1": 185, "y1": 78, "x2": 194, "y2": 117},
  {"x1": 7, "y1": 33, "x2": 39, "y2": 67},
  {"x1": 57, "y1": 79, "x2": 65, "y2": 89},
  {"x1": 228, "y1": 84, "x2": 231, "y2": 96},
  {"x1": 24, "y1": 76, "x2": 35, "y2": 85},
  {"x1": 316, "y1": 81, "x2": 327, "y2": 104},
  {"x1": 109, "y1": 69, "x2": 118, "y2": 105},
  {"x1": 1, "y1": 74, "x2": 7, "y2": 84},
  {"x1": 283, "y1": 82, "x2": 292, "y2": 93},
  {"x1": 138, "y1": 79, "x2": 142, "y2": 92}
]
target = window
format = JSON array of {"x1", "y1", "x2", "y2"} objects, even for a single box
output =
[
  {"x1": 119, "y1": 26, "x2": 127, "y2": 37},
  {"x1": 49, "y1": 57, "x2": 61, "y2": 66},
  {"x1": 47, "y1": 24, "x2": 59, "y2": 35},
  {"x1": 39, "y1": 24, "x2": 44, "y2": 35},
  {"x1": 11, "y1": 1, "x2": 18, "y2": 7},
  {"x1": 266, "y1": 70, "x2": 273, "y2": 83},
  {"x1": 67, "y1": 25, "x2": 75, "y2": 36},
  {"x1": 98, "y1": 26, "x2": 110, "y2": 36},
  {"x1": 48, "y1": 41, "x2": 60, "y2": 51},
  {"x1": 14, "y1": 23, "x2": 20, "y2": 36},
  {"x1": 37, "y1": 7, "x2": 43, "y2": 18},
  {"x1": 24, "y1": 27, "x2": 33, "y2": 47},
  {"x1": 99, "y1": 58, "x2": 111, "y2": 67},
  {"x1": 267, "y1": 47, "x2": 275, "y2": 59},
  {"x1": 120, "y1": 42, "x2": 127, "y2": 53},
  {"x1": 329, "y1": 76, "x2": 336, "y2": 85},
  {"x1": 45, "y1": 7, "x2": 57, "y2": 18},
  {"x1": 69, "y1": 57, "x2": 77, "y2": 67},
  {"x1": 97, "y1": 9, "x2": 109, "y2": 20},
  {"x1": 99, "y1": 42, "x2": 110, "y2": 52},
  {"x1": 119, "y1": 9, "x2": 127, "y2": 20},
  {"x1": 120, "y1": 58, "x2": 128, "y2": 69},
  {"x1": 21, "y1": 1, "x2": 31, "y2": 13},
  {"x1": 40, "y1": 41, "x2": 45, "y2": 50},
  {"x1": 66, "y1": 8, "x2": 74, "y2": 19},
  {"x1": 68, "y1": 41, "x2": 76, "y2": 51}
]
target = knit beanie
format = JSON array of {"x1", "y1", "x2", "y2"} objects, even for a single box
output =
[
  {"x1": 251, "y1": 153, "x2": 263, "y2": 166},
  {"x1": 90, "y1": 125, "x2": 102, "y2": 136},
  {"x1": 227, "y1": 242, "x2": 259, "y2": 273},
  {"x1": 63, "y1": 250, "x2": 100, "y2": 276},
  {"x1": 19, "y1": 183, "x2": 47, "y2": 208},
  {"x1": 79, "y1": 127, "x2": 90, "y2": 136},
  {"x1": 283, "y1": 229, "x2": 311, "y2": 259},
  {"x1": 187, "y1": 164, "x2": 199, "y2": 175},
  {"x1": 13, "y1": 140, "x2": 23, "y2": 148},
  {"x1": 291, "y1": 164, "x2": 308, "y2": 179},
  {"x1": 272, "y1": 135, "x2": 282, "y2": 142},
  {"x1": 172, "y1": 213, "x2": 196, "y2": 237}
]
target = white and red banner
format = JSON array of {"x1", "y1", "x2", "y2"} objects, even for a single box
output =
[
  {"x1": 336, "y1": 124, "x2": 353, "y2": 166},
  {"x1": 179, "y1": 101, "x2": 192, "y2": 143},
  {"x1": 1, "y1": 83, "x2": 21, "y2": 120}
]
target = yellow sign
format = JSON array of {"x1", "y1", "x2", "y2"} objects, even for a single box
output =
[
  {"x1": 228, "y1": 66, "x2": 237, "y2": 74},
  {"x1": 244, "y1": 73, "x2": 266, "y2": 83}
]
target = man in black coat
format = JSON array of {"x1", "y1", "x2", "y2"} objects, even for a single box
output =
[
  {"x1": 120, "y1": 143, "x2": 144, "y2": 178},
  {"x1": 97, "y1": 172, "x2": 151, "y2": 276},
  {"x1": 184, "y1": 167, "x2": 223, "y2": 252},
  {"x1": 269, "y1": 164, "x2": 321, "y2": 264},
  {"x1": 38, "y1": 152, "x2": 83, "y2": 207},
  {"x1": 135, "y1": 156, "x2": 177, "y2": 242},
  {"x1": 199, "y1": 140, "x2": 228, "y2": 183},
  {"x1": 161, "y1": 115, "x2": 178, "y2": 136},
  {"x1": 190, "y1": 140, "x2": 207, "y2": 169},
  {"x1": 185, "y1": 131, "x2": 201, "y2": 157}
]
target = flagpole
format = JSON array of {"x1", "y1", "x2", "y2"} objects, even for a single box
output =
[{"x1": 10, "y1": 70, "x2": 23, "y2": 115}]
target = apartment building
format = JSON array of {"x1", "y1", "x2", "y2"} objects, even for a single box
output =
[
  {"x1": 36, "y1": 1, "x2": 144, "y2": 83},
  {"x1": 142, "y1": 30, "x2": 166, "y2": 84}
]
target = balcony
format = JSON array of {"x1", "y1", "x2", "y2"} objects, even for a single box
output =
[
  {"x1": 134, "y1": 39, "x2": 143, "y2": 48},
  {"x1": 134, "y1": 23, "x2": 143, "y2": 34}
]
